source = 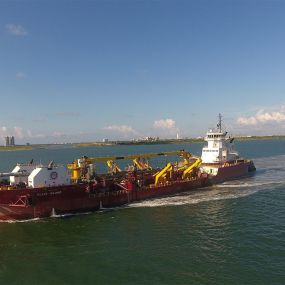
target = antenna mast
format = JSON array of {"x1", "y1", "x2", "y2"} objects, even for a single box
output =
[{"x1": 217, "y1": 113, "x2": 222, "y2": 132}]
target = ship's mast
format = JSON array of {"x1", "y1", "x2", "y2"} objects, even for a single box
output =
[{"x1": 217, "y1": 113, "x2": 222, "y2": 132}]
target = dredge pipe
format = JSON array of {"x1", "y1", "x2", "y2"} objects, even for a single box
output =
[{"x1": 0, "y1": 172, "x2": 29, "y2": 177}]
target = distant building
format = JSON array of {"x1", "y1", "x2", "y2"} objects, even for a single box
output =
[
  {"x1": 10, "y1": 136, "x2": 15, "y2": 146},
  {"x1": 144, "y1": 136, "x2": 159, "y2": 142},
  {"x1": 103, "y1": 138, "x2": 109, "y2": 143},
  {"x1": 4, "y1": 136, "x2": 15, "y2": 147},
  {"x1": 5, "y1": 136, "x2": 9, "y2": 147}
]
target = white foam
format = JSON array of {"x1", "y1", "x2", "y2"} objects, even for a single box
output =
[
  {"x1": 216, "y1": 181, "x2": 283, "y2": 188},
  {"x1": 129, "y1": 189, "x2": 259, "y2": 208},
  {"x1": 129, "y1": 155, "x2": 285, "y2": 209},
  {"x1": 50, "y1": 211, "x2": 92, "y2": 219},
  {"x1": 0, "y1": 217, "x2": 41, "y2": 224}
]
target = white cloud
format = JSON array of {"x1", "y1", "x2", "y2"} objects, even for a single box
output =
[
  {"x1": 27, "y1": 130, "x2": 33, "y2": 138},
  {"x1": 153, "y1": 119, "x2": 176, "y2": 129},
  {"x1": 152, "y1": 118, "x2": 181, "y2": 139},
  {"x1": 0, "y1": 126, "x2": 8, "y2": 138},
  {"x1": 237, "y1": 106, "x2": 285, "y2": 126},
  {"x1": 237, "y1": 116, "x2": 257, "y2": 126},
  {"x1": 13, "y1": 127, "x2": 24, "y2": 139},
  {"x1": 52, "y1": 132, "x2": 64, "y2": 138},
  {"x1": 0, "y1": 126, "x2": 46, "y2": 142},
  {"x1": 5, "y1": 24, "x2": 27, "y2": 36},
  {"x1": 0, "y1": 126, "x2": 89, "y2": 144},
  {"x1": 16, "y1": 71, "x2": 26, "y2": 80},
  {"x1": 103, "y1": 125, "x2": 137, "y2": 135}
]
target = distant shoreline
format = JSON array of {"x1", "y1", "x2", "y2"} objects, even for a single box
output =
[{"x1": 0, "y1": 135, "x2": 284, "y2": 152}]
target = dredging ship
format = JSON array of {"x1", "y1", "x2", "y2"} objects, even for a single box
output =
[{"x1": 0, "y1": 115, "x2": 255, "y2": 221}]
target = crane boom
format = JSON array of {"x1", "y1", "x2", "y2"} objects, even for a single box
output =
[
  {"x1": 107, "y1": 160, "x2": 122, "y2": 174},
  {"x1": 79, "y1": 150, "x2": 190, "y2": 163},
  {"x1": 133, "y1": 158, "x2": 152, "y2": 171},
  {"x1": 154, "y1": 163, "x2": 173, "y2": 186},
  {"x1": 182, "y1": 158, "x2": 202, "y2": 179}
]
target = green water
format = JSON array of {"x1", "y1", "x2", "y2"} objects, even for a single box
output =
[{"x1": 0, "y1": 140, "x2": 284, "y2": 284}]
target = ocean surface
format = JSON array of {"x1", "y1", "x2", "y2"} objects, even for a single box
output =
[{"x1": 0, "y1": 140, "x2": 284, "y2": 285}]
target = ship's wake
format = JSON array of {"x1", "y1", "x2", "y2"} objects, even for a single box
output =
[
  {"x1": 0, "y1": 211, "x2": 94, "y2": 223},
  {"x1": 129, "y1": 155, "x2": 285, "y2": 209},
  {"x1": 0, "y1": 218, "x2": 41, "y2": 224}
]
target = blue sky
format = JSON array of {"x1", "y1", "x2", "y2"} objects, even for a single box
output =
[{"x1": 1, "y1": 0, "x2": 285, "y2": 144}]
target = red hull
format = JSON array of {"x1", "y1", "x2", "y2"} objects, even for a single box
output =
[
  {"x1": 0, "y1": 177, "x2": 210, "y2": 221},
  {"x1": 212, "y1": 161, "x2": 255, "y2": 183}
]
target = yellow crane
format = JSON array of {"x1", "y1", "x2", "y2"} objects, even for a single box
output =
[
  {"x1": 68, "y1": 150, "x2": 193, "y2": 181},
  {"x1": 133, "y1": 157, "x2": 152, "y2": 171},
  {"x1": 107, "y1": 160, "x2": 122, "y2": 174},
  {"x1": 182, "y1": 158, "x2": 202, "y2": 179},
  {"x1": 154, "y1": 163, "x2": 173, "y2": 186}
]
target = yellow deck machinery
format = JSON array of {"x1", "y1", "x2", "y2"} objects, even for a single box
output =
[
  {"x1": 67, "y1": 150, "x2": 196, "y2": 182},
  {"x1": 153, "y1": 158, "x2": 202, "y2": 186}
]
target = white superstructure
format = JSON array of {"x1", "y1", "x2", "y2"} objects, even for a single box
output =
[
  {"x1": 10, "y1": 164, "x2": 36, "y2": 186},
  {"x1": 201, "y1": 114, "x2": 239, "y2": 164},
  {"x1": 28, "y1": 164, "x2": 71, "y2": 188}
]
